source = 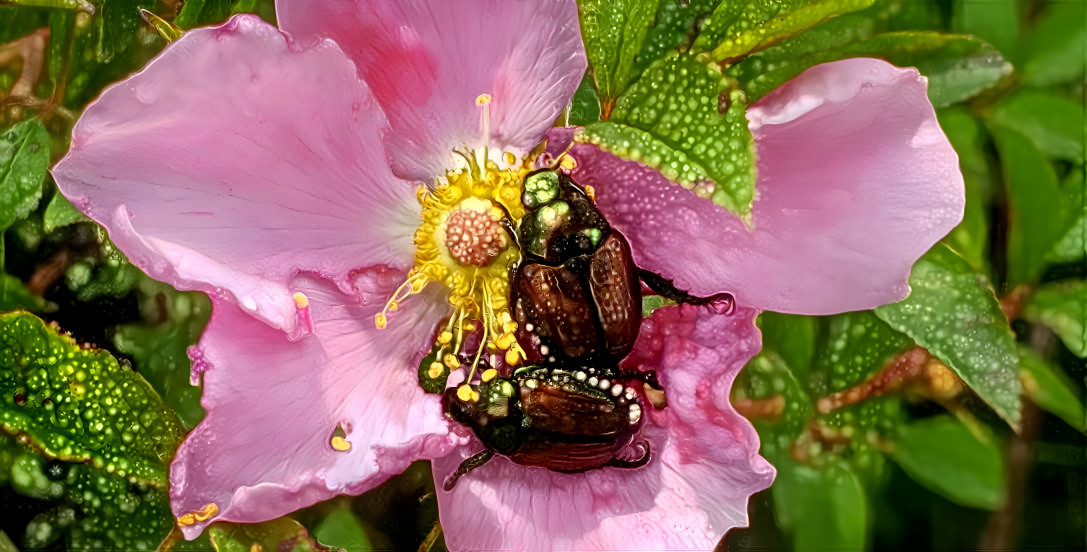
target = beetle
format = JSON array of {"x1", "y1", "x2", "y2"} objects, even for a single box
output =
[
  {"x1": 440, "y1": 167, "x2": 732, "y2": 490},
  {"x1": 512, "y1": 168, "x2": 642, "y2": 364},
  {"x1": 441, "y1": 363, "x2": 655, "y2": 490}
]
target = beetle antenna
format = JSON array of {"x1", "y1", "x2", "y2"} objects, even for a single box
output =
[{"x1": 443, "y1": 448, "x2": 496, "y2": 491}]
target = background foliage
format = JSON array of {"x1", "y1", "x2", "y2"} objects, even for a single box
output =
[{"x1": 0, "y1": 0, "x2": 1083, "y2": 550}]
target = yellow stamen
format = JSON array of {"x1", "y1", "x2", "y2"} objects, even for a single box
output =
[
  {"x1": 331, "y1": 436, "x2": 352, "y2": 451},
  {"x1": 374, "y1": 312, "x2": 387, "y2": 329},
  {"x1": 482, "y1": 368, "x2": 498, "y2": 382},
  {"x1": 457, "y1": 384, "x2": 475, "y2": 402},
  {"x1": 475, "y1": 93, "x2": 492, "y2": 106},
  {"x1": 177, "y1": 503, "x2": 219, "y2": 526},
  {"x1": 560, "y1": 155, "x2": 577, "y2": 172},
  {"x1": 381, "y1": 141, "x2": 535, "y2": 372},
  {"x1": 292, "y1": 292, "x2": 309, "y2": 309},
  {"x1": 496, "y1": 333, "x2": 516, "y2": 350},
  {"x1": 584, "y1": 184, "x2": 596, "y2": 202},
  {"x1": 505, "y1": 348, "x2": 521, "y2": 366},
  {"x1": 428, "y1": 362, "x2": 444, "y2": 379},
  {"x1": 194, "y1": 503, "x2": 219, "y2": 522}
]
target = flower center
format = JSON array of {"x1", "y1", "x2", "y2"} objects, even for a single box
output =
[
  {"x1": 376, "y1": 147, "x2": 533, "y2": 383},
  {"x1": 444, "y1": 205, "x2": 506, "y2": 267}
]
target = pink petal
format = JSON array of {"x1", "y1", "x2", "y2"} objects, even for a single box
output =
[
  {"x1": 52, "y1": 15, "x2": 420, "y2": 338},
  {"x1": 171, "y1": 270, "x2": 463, "y2": 538},
  {"x1": 556, "y1": 58, "x2": 964, "y2": 315},
  {"x1": 433, "y1": 305, "x2": 773, "y2": 551},
  {"x1": 277, "y1": 0, "x2": 586, "y2": 181}
]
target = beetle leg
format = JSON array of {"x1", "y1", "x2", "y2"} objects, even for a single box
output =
[
  {"x1": 442, "y1": 448, "x2": 496, "y2": 491},
  {"x1": 638, "y1": 269, "x2": 735, "y2": 314},
  {"x1": 607, "y1": 440, "x2": 651, "y2": 469}
]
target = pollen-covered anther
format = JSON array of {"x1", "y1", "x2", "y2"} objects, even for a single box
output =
[
  {"x1": 177, "y1": 503, "x2": 219, "y2": 526},
  {"x1": 444, "y1": 353, "x2": 461, "y2": 370},
  {"x1": 292, "y1": 292, "x2": 309, "y2": 309},
  {"x1": 330, "y1": 436, "x2": 351, "y2": 451},
  {"x1": 457, "y1": 383, "x2": 481, "y2": 402},
  {"x1": 428, "y1": 362, "x2": 445, "y2": 379},
  {"x1": 445, "y1": 208, "x2": 506, "y2": 267}
]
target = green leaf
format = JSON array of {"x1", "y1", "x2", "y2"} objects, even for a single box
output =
[
  {"x1": 0, "y1": 0, "x2": 92, "y2": 10},
  {"x1": 937, "y1": 108, "x2": 991, "y2": 273},
  {"x1": 47, "y1": 11, "x2": 75, "y2": 96},
  {"x1": 568, "y1": 72, "x2": 601, "y2": 126},
  {"x1": 808, "y1": 313, "x2": 911, "y2": 451},
  {"x1": 989, "y1": 91, "x2": 1084, "y2": 163},
  {"x1": 758, "y1": 311, "x2": 816, "y2": 383},
  {"x1": 732, "y1": 351, "x2": 811, "y2": 462},
  {"x1": 632, "y1": 0, "x2": 719, "y2": 76},
  {"x1": 989, "y1": 125, "x2": 1064, "y2": 287},
  {"x1": 1022, "y1": 280, "x2": 1087, "y2": 358},
  {"x1": 209, "y1": 518, "x2": 324, "y2": 552},
  {"x1": 1021, "y1": 1, "x2": 1086, "y2": 87},
  {"x1": 889, "y1": 415, "x2": 1005, "y2": 510},
  {"x1": 57, "y1": 232, "x2": 141, "y2": 302},
  {"x1": 693, "y1": 0, "x2": 875, "y2": 63},
  {"x1": 773, "y1": 459, "x2": 868, "y2": 552},
  {"x1": 96, "y1": 0, "x2": 142, "y2": 63},
  {"x1": 875, "y1": 244, "x2": 1021, "y2": 427},
  {"x1": 43, "y1": 192, "x2": 91, "y2": 233},
  {"x1": 0, "y1": 119, "x2": 50, "y2": 232},
  {"x1": 577, "y1": 0, "x2": 658, "y2": 114},
  {"x1": 113, "y1": 282, "x2": 210, "y2": 429},
  {"x1": 1, "y1": 433, "x2": 175, "y2": 551},
  {"x1": 951, "y1": 0, "x2": 1021, "y2": 58},
  {"x1": 1047, "y1": 170, "x2": 1085, "y2": 265},
  {"x1": 58, "y1": 461, "x2": 174, "y2": 549},
  {"x1": 0, "y1": 311, "x2": 184, "y2": 486},
  {"x1": 1018, "y1": 346, "x2": 1085, "y2": 432},
  {"x1": 0, "y1": 272, "x2": 46, "y2": 312},
  {"x1": 174, "y1": 0, "x2": 232, "y2": 29},
  {"x1": 811, "y1": 311, "x2": 912, "y2": 399},
  {"x1": 0, "y1": 530, "x2": 16, "y2": 552},
  {"x1": 314, "y1": 508, "x2": 373, "y2": 552},
  {"x1": 580, "y1": 53, "x2": 756, "y2": 215},
  {"x1": 730, "y1": 31, "x2": 1010, "y2": 107}
]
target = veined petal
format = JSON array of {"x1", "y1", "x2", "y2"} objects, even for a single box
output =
[
  {"x1": 433, "y1": 305, "x2": 773, "y2": 551},
  {"x1": 52, "y1": 15, "x2": 419, "y2": 338},
  {"x1": 170, "y1": 270, "x2": 462, "y2": 538},
  {"x1": 556, "y1": 58, "x2": 964, "y2": 315},
  {"x1": 278, "y1": 0, "x2": 586, "y2": 181}
]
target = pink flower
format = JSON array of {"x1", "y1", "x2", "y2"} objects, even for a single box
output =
[{"x1": 51, "y1": 1, "x2": 963, "y2": 550}]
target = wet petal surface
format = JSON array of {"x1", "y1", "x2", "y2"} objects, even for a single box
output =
[
  {"x1": 171, "y1": 270, "x2": 460, "y2": 538},
  {"x1": 53, "y1": 15, "x2": 419, "y2": 337},
  {"x1": 278, "y1": 0, "x2": 586, "y2": 180}
]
